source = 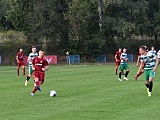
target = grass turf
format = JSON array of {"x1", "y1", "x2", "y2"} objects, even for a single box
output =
[{"x1": 0, "y1": 64, "x2": 160, "y2": 120}]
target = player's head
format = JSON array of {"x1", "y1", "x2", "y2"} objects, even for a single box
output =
[
  {"x1": 66, "y1": 51, "x2": 69, "y2": 55},
  {"x1": 143, "y1": 45, "x2": 147, "y2": 50},
  {"x1": 32, "y1": 46, "x2": 37, "y2": 53},
  {"x1": 118, "y1": 48, "x2": 122, "y2": 52},
  {"x1": 123, "y1": 48, "x2": 127, "y2": 53},
  {"x1": 139, "y1": 46, "x2": 146, "y2": 55},
  {"x1": 39, "y1": 49, "x2": 44, "y2": 57},
  {"x1": 20, "y1": 49, "x2": 23, "y2": 52},
  {"x1": 151, "y1": 46, "x2": 155, "y2": 51}
]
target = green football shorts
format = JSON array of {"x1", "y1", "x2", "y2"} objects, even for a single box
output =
[
  {"x1": 119, "y1": 64, "x2": 130, "y2": 71},
  {"x1": 144, "y1": 69, "x2": 155, "y2": 81}
]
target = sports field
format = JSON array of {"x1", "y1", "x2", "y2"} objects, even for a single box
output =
[{"x1": 1, "y1": 64, "x2": 160, "y2": 120}]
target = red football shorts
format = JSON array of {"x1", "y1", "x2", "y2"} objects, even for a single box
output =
[
  {"x1": 116, "y1": 60, "x2": 121, "y2": 66},
  {"x1": 17, "y1": 61, "x2": 25, "y2": 67},
  {"x1": 34, "y1": 72, "x2": 45, "y2": 84}
]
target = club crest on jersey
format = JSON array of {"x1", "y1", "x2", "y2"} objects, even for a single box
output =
[{"x1": 40, "y1": 61, "x2": 43, "y2": 63}]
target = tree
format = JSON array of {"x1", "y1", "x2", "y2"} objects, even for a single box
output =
[{"x1": 0, "y1": 0, "x2": 15, "y2": 31}]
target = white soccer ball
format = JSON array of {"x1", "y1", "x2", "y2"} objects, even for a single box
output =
[{"x1": 49, "y1": 90, "x2": 57, "y2": 97}]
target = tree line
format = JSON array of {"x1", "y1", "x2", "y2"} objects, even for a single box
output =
[{"x1": 0, "y1": 0, "x2": 160, "y2": 60}]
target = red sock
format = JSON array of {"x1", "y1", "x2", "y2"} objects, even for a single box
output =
[
  {"x1": 32, "y1": 87, "x2": 37, "y2": 93},
  {"x1": 17, "y1": 69, "x2": 19, "y2": 76}
]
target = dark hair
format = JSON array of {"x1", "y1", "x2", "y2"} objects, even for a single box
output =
[
  {"x1": 140, "y1": 46, "x2": 146, "y2": 51},
  {"x1": 39, "y1": 49, "x2": 44, "y2": 52},
  {"x1": 32, "y1": 46, "x2": 36, "y2": 48}
]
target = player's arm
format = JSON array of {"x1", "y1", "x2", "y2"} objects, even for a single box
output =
[
  {"x1": 137, "y1": 61, "x2": 145, "y2": 74},
  {"x1": 42, "y1": 60, "x2": 49, "y2": 71},
  {"x1": 27, "y1": 54, "x2": 32, "y2": 62},
  {"x1": 120, "y1": 55, "x2": 127, "y2": 61},
  {"x1": 42, "y1": 66, "x2": 49, "y2": 71},
  {"x1": 115, "y1": 54, "x2": 117, "y2": 61},
  {"x1": 28, "y1": 57, "x2": 32, "y2": 62},
  {"x1": 16, "y1": 54, "x2": 19, "y2": 62},
  {"x1": 32, "y1": 58, "x2": 35, "y2": 70},
  {"x1": 136, "y1": 56, "x2": 140, "y2": 67},
  {"x1": 153, "y1": 57, "x2": 159, "y2": 72}
]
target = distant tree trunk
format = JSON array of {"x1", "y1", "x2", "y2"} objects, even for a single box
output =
[
  {"x1": 97, "y1": 0, "x2": 103, "y2": 32},
  {"x1": 155, "y1": 33, "x2": 158, "y2": 48}
]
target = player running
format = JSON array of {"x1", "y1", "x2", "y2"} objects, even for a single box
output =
[
  {"x1": 118, "y1": 48, "x2": 130, "y2": 81},
  {"x1": 134, "y1": 45, "x2": 148, "y2": 80},
  {"x1": 137, "y1": 46, "x2": 159, "y2": 97},
  {"x1": 16, "y1": 48, "x2": 26, "y2": 76},
  {"x1": 115, "y1": 48, "x2": 122, "y2": 75},
  {"x1": 31, "y1": 49, "x2": 49, "y2": 96},
  {"x1": 25, "y1": 46, "x2": 38, "y2": 86}
]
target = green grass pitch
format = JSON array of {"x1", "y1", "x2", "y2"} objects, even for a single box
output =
[{"x1": 1, "y1": 63, "x2": 160, "y2": 120}]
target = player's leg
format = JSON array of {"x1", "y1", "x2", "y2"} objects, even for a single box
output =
[
  {"x1": 31, "y1": 73, "x2": 41, "y2": 96},
  {"x1": 31, "y1": 79, "x2": 41, "y2": 96},
  {"x1": 118, "y1": 64, "x2": 124, "y2": 81},
  {"x1": 34, "y1": 76, "x2": 41, "y2": 92},
  {"x1": 31, "y1": 82, "x2": 38, "y2": 96},
  {"x1": 25, "y1": 66, "x2": 33, "y2": 86},
  {"x1": 134, "y1": 68, "x2": 144, "y2": 81},
  {"x1": 35, "y1": 73, "x2": 45, "y2": 94},
  {"x1": 147, "y1": 70, "x2": 155, "y2": 96},
  {"x1": 124, "y1": 64, "x2": 130, "y2": 80},
  {"x1": 115, "y1": 61, "x2": 120, "y2": 75},
  {"x1": 144, "y1": 70, "x2": 150, "y2": 96},
  {"x1": 40, "y1": 73, "x2": 45, "y2": 85},
  {"x1": 22, "y1": 62, "x2": 26, "y2": 76},
  {"x1": 22, "y1": 66, "x2": 26, "y2": 76},
  {"x1": 17, "y1": 63, "x2": 20, "y2": 76}
]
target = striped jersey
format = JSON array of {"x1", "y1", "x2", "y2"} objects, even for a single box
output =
[
  {"x1": 28, "y1": 52, "x2": 38, "y2": 66},
  {"x1": 148, "y1": 50, "x2": 157, "y2": 56},
  {"x1": 140, "y1": 52, "x2": 157, "y2": 70},
  {"x1": 157, "y1": 50, "x2": 160, "y2": 59},
  {"x1": 120, "y1": 53, "x2": 128, "y2": 64}
]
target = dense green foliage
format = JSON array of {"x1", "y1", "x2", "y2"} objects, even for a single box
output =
[
  {"x1": 1, "y1": 64, "x2": 160, "y2": 120},
  {"x1": 1, "y1": 0, "x2": 160, "y2": 55}
]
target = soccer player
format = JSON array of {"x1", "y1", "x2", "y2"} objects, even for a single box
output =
[
  {"x1": 134, "y1": 45, "x2": 148, "y2": 80},
  {"x1": 118, "y1": 48, "x2": 130, "y2": 81},
  {"x1": 115, "y1": 48, "x2": 122, "y2": 75},
  {"x1": 25, "y1": 46, "x2": 38, "y2": 86},
  {"x1": 137, "y1": 46, "x2": 159, "y2": 97},
  {"x1": 149, "y1": 46, "x2": 156, "y2": 55},
  {"x1": 31, "y1": 49, "x2": 49, "y2": 96},
  {"x1": 16, "y1": 48, "x2": 26, "y2": 76}
]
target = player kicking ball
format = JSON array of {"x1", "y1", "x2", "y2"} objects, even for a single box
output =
[
  {"x1": 137, "y1": 46, "x2": 159, "y2": 97},
  {"x1": 25, "y1": 46, "x2": 38, "y2": 86},
  {"x1": 31, "y1": 49, "x2": 49, "y2": 96},
  {"x1": 118, "y1": 48, "x2": 130, "y2": 81}
]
